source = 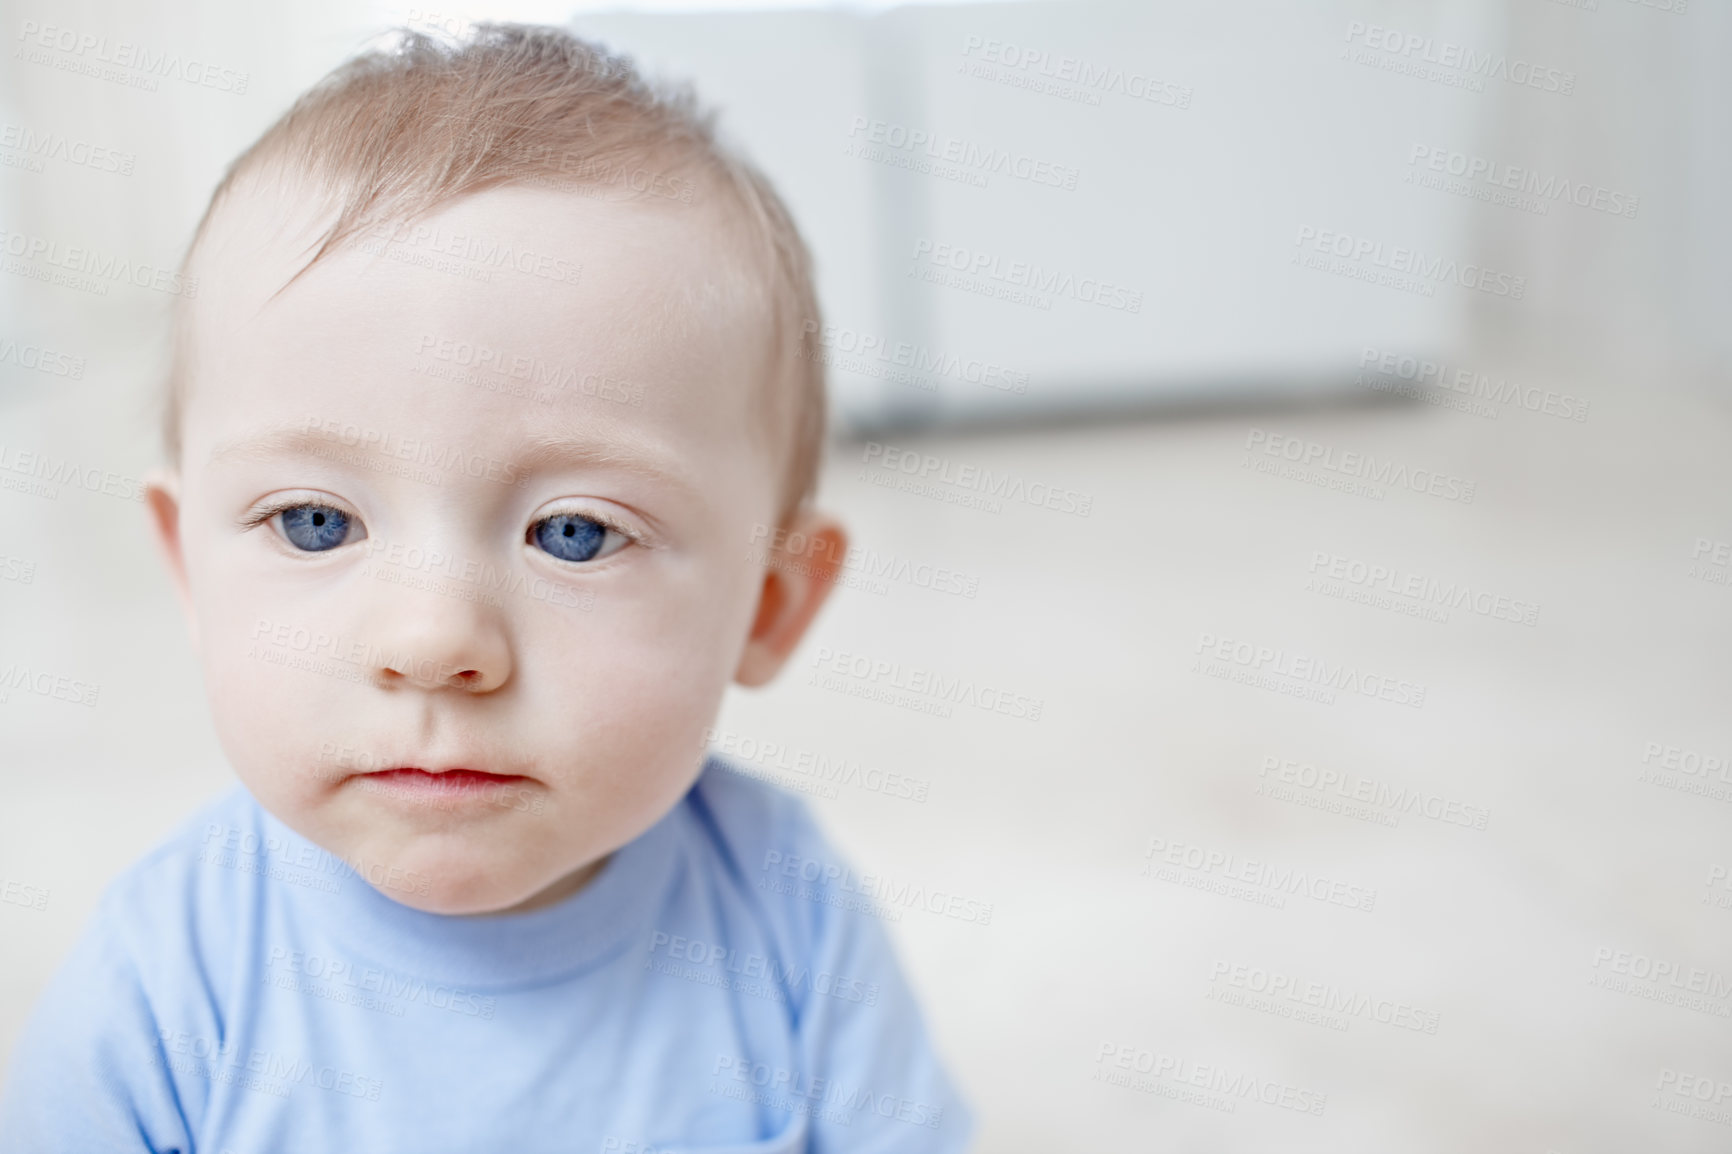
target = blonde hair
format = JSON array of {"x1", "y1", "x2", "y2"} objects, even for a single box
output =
[{"x1": 165, "y1": 22, "x2": 826, "y2": 521}]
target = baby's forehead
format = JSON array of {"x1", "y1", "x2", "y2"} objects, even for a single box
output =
[
  {"x1": 182, "y1": 180, "x2": 776, "y2": 438},
  {"x1": 197, "y1": 177, "x2": 763, "y2": 338}
]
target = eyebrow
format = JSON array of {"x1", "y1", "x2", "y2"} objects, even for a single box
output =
[
  {"x1": 206, "y1": 422, "x2": 699, "y2": 497},
  {"x1": 514, "y1": 430, "x2": 698, "y2": 497}
]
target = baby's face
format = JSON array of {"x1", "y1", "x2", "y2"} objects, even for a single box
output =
[{"x1": 149, "y1": 182, "x2": 829, "y2": 914}]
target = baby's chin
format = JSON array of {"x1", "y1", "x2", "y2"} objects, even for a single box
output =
[
  {"x1": 346, "y1": 830, "x2": 602, "y2": 916},
  {"x1": 371, "y1": 875, "x2": 547, "y2": 917}
]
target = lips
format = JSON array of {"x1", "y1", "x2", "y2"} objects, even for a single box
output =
[{"x1": 357, "y1": 767, "x2": 532, "y2": 794}]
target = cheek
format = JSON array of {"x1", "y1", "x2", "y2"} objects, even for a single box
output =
[
  {"x1": 176, "y1": 530, "x2": 350, "y2": 823},
  {"x1": 521, "y1": 582, "x2": 733, "y2": 747},
  {"x1": 206, "y1": 662, "x2": 320, "y2": 781},
  {"x1": 198, "y1": 606, "x2": 351, "y2": 804},
  {"x1": 517, "y1": 553, "x2": 757, "y2": 780}
]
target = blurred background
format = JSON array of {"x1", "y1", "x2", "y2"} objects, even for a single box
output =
[{"x1": 2, "y1": 0, "x2": 1731, "y2": 1149}]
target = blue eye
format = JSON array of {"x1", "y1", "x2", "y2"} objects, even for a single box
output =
[
  {"x1": 279, "y1": 504, "x2": 359, "y2": 552},
  {"x1": 532, "y1": 513, "x2": 617, "y2": 563}
]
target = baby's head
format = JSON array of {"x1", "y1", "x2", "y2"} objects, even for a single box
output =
[{"x1": 144, "y1": 24, "x2": 846, "y2": 915}]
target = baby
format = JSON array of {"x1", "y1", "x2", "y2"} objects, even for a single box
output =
[{"x1": 0, "y1": 24, "x2": 971, "y2": 1153}]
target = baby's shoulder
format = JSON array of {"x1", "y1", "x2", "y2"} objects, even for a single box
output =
[
  {"x1": 680, "y1": 756, "x2": 873, "y2": 945},
  {"x1": 95, "y1": 783, "x2": 268, "y2": 970},
  {"x1": 685, "y1": 752, "x2": 820, "y2": 842},
  {"x1": 683, "y1": 754, "x2": 834, "y2": 872}
]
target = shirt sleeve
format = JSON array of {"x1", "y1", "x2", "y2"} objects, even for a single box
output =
[
  {"x1": 794, "y1": 868, "x2": 975, "y2": 1154},
  {"x1": 0, "y1": 892, "x2": 195, "y2": 1154},
  {"x1": 704, "y1": 768, "x2": 976, "y2": 1154}
]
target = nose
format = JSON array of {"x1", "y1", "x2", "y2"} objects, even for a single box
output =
[{"x1": 363, "y1": 585, "x2": 513, "y2": 694}]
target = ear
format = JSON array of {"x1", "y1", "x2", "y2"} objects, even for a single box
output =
[
  {"x1": 143, "y1": 467, "x2": 198, "y2": 646},
  {"x1": 735, "y1": 509, "x2": 848, "y2": 688}
]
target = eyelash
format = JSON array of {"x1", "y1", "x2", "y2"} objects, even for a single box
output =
[
  {"x1": 239, "y1": 499, "x2": 644, "y2": 552},
  {"x1": 240, "y1": 497, "x2": 342, "y2": 531},
  {"x1": 526, "y1": 505, "x2": 642, "y2": 563}
]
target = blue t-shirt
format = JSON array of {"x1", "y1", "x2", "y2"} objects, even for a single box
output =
[{"x1": 0, "y1": 758, "x2": 972, "y2": 1153}]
